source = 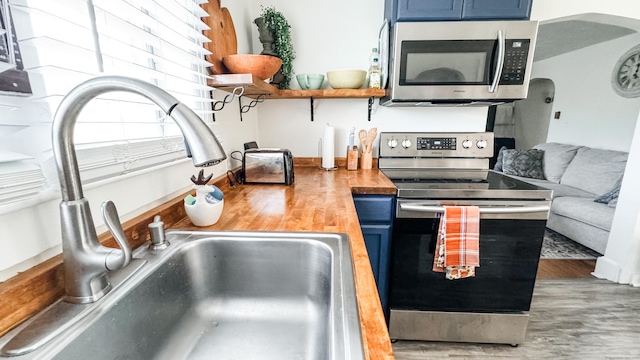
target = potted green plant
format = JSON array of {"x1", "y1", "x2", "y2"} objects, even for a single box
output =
[{"x1": 258, "y1": 6, "x2": 296, "y2": 89}]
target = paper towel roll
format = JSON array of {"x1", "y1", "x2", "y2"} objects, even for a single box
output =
[{"x1": 322, "y1": 124, "x2": 335, "y2": 169}]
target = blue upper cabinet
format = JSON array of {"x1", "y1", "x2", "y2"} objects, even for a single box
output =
[
  {"x1": 462, "y1": 0, "x2": 532, "y2": 20},
  {"x1": 386, "y1": 0, "x2": 531, "y2": 23},
  {"x1": 396, "y1": 0, "x2": 464, "y2": 21}
]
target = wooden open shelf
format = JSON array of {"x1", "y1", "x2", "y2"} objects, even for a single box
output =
[{"x1": 209, "y1": 74, "x2": 386, "y2": 99}]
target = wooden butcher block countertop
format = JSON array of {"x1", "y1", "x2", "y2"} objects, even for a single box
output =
[
  {"x1": 0, "y1": 166, "x2": 396, "y2": 359},
  {"x1": 174, "y1": 166, "x2": 396, "y2": 360}
]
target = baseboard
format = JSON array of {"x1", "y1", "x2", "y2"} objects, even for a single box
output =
[
  {"x1": 592, "y1": 256, "x2": 621, "y2": 282},
  {"x1": 630, "y1": 273, "x2": 640, "y2": 287}
]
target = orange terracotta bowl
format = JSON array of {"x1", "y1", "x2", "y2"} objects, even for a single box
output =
[{"x1": 222, "y1": 54, "x2": 283, "y2": 80}]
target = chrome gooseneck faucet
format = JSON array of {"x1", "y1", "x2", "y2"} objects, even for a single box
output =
[{"x1": 52, "y1": 76, "x2": 227, "y2": 304}]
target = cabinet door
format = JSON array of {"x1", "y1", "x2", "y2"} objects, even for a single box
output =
[
  {"x1": 353, "y1": 195, "x2": 394, "y2": 223},
  {"x1": 362, "y1": 224, "x2": 392, "y2": 314},
  {"x1": 396, "y1": 0, "x2": 464, "y2": 22},
  {"x1": 353, "y1": 194, "x2": 395, "y2": 316},
  {"x1": 462, "y1": 0, "x2": 532, "y2": 20}
]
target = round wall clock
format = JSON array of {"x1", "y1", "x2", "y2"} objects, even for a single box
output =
[{"x1": 611, "y1": 44, "x2": 640, "y2": 98}]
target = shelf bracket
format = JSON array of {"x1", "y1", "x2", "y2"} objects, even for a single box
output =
[
  {"x1": 213, "y1": 86, "x2": 244, "y2": 112},
  {"x1": 310, "y1": 97, "x2": 314, "y2": 122},
  {"x1": 238, "y1": 94, "x2": 266, "y2": 122},
  {"x1": 367, "y1": 96, "x2": 374, "y2": 121}
]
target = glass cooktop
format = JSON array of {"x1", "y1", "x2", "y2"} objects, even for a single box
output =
[{"x1": 380, "y1": 169, "x2": 552, "y2": 199}]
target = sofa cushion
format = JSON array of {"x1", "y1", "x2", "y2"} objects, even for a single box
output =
[
  {"x1": 560, "y1": 147, "x2": 628, "y2": 196},
  {"x1": 551, "y1": 197, "x2": 615, "y2": 232},
  {"x1": 533, "y1": 143, "x2": 581, "y2": 183},
  {"x1": 501, "y1": 149, "x2": 545, "y2": 179}
]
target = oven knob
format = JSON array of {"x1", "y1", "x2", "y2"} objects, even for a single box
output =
[
  {"x1": 476, "y1": 140, "x2": 488, "y2": 149},
  {"x1": 462, "y1": 140, "x2": 472, "y2": 149},
  {"x1": 387, "y1": 138, "x2": 398, "y2": 149},
  {"x1": 401, "y1": 139, "x2": 412, "y2": 149}
]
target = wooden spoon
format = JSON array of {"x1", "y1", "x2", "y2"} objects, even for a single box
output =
[
  {"x1": 358, "y1": 129, "x2": 368, "y2": 153},
  {"x1": 366, "y1": 128, "x2": 377, "y2": 153}
]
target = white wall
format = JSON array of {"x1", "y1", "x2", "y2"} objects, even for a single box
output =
[
  {"x1": 531, "y1": 34, "x2": 640, "y2": 151},
  {"x1": 595, "y1": 110, "x2": 640, "y2": 284},
  {"x1": 511, "y1": 78, "x2": 554, "y2": 150},
  {"x1": 246, "y1": 0, "x2": 488, "y2": 157}
]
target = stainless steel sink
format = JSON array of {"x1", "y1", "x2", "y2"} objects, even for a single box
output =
[{"x1": 0, "y1": 231, "x2": 364, "y2": 360}]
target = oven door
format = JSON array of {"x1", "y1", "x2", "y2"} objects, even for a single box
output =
[{"x1": 390, "y1": 200, "x2": 549, "y2": 313}]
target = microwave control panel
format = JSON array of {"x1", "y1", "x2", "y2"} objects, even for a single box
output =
[{"x1": 499, "y1": 39, "x2": 531, "y2": 85}]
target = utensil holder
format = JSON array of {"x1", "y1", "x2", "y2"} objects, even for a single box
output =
[
  {"x1": 360, "y1": 152, "x2": 372, "y2": 169},
  {"x1": 184, "y1": 185, "x2": 224, "y2": 227},
  {"x1": 347, "y1": 146, "x2": 358, "y2": 170}
]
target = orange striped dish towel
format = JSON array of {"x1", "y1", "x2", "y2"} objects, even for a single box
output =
[{"x1": 432, "y1": 205, "x2": 480, "y2": 280}]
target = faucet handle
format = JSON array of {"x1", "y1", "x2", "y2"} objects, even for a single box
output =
[{"x1": 101, "y1": 201, "x2": 133, "y2": 270}]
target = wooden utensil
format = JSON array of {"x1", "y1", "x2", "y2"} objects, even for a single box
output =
[
  {"x1": 366, "y1": 128, "x2": 377, "y2": 153},
  {"x1": 201, "y1": 0, "x2": 238, "y2": 74},
  {"x1": 358, "y1": 129, "x2": 368, "y2": 153}
]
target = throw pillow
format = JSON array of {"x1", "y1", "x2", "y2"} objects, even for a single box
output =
[
  {"x1": 501, "y1": 149, "x2": 546, "y2": 179},
  {"x1": 494, "y1": 146, "x2": 508, "y2": 172},
  {"x1": 594, "y1": 175, "x2": 623, "y2": 205}
]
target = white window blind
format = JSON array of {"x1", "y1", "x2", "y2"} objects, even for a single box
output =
[{"x1": 3, "y1": 0, "x2": 218, "y2": 198}]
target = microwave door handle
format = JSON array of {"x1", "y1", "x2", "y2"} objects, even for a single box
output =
[
  {"x1": 489, "y1": 30, "x2": 505, "y2": 93},
  {"x1": 378, "y1": 18, "x2": 388, "y2": 40}
]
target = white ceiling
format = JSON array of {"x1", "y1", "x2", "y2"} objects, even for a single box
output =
[{"x1": 534, "y1": 13, "x2": 639, "y2": 61}]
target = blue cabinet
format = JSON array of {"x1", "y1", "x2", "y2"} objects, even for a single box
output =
[
  {"x1": 396, "y1": 0, "x2": 464, "y2": 21},
  {"x1": 386, "y1": 0, "x2": 532, "y2": 23},
  {"x1": 463, "y1": 0, "x2": 532, "y2": 20},
  {"x1": 353, "y1": 195, "x2": 395, "y2": 317}
]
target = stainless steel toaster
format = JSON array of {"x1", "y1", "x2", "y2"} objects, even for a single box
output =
[{"x1": 243, "y1": 148, "x2": 294, "y2": 185}]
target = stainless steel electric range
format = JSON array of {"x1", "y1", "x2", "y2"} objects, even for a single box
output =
[{"x1": 379, "y1": 132, "x2": 552, "y2": 346}]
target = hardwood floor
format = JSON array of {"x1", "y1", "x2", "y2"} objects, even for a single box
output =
[
  {"x1": 392, "y1": 260, "x2": 640, "y2": 359},
  {"x1": 536, "y1": 259, "x2": 597, "y2": 279}
]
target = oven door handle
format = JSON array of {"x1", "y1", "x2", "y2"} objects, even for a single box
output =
[{"x1": 400, "y1": 204, "x2": 550, "y2": 214}]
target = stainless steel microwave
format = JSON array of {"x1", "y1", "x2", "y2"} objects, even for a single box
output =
[{"x1": 380, "y1": 20, "x2": 539, "y2": 107}]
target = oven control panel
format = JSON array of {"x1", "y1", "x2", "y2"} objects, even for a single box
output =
[
  {"x1": 417, "y1": 137, "x2": 456, "y2": 150},
  {"x1": 379, "y1": 132, "x2": 494, "y2": 158}
]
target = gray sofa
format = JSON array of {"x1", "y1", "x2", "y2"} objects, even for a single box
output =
[{"x1": 496, "y1": 143, "x2": 628, "y2": 254}]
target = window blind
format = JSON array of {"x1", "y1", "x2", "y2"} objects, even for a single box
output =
[{"x1": 0, "y1": 0, "x2": 219, "y2": 203}]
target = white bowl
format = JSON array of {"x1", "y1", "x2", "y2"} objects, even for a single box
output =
[{"x1": 326, "y1": 69, "x2": 367, "y2": 89}]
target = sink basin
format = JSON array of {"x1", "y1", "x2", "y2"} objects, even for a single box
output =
[{"x1": 0, "y1": 231, "x2": 364, "y2": 360}]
